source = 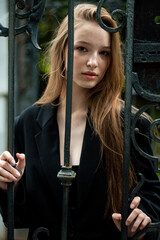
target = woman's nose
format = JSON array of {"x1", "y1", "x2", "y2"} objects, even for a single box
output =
[{"x1": 87, "y1": 54, "x2": 98, "y2": 68}]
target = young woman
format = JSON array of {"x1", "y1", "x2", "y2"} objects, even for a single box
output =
[{"x1": 0, "y1": 3, "x2": 160, "y2": 240}]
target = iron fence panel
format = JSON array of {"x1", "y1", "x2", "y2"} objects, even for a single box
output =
[{"x1": 0, "y1": 0, "x2": 160, "y2": 239}]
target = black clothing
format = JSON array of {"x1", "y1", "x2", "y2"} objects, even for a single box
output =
[{"x1": 0, "y1": 104, "x2": 160, "y2": 240}]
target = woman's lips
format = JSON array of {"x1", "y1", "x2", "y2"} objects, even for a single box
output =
[{"x1": 82, "y1": 71, "x2": 97, "y2": 79}]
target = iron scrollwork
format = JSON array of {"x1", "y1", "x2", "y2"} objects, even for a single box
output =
[
  {"x1": 0, "y1": 24, "x2": 9, "y2": 37},
  {"x1": 16, "y1": 0, "x2": 25, "y2": 10},
  {"x1": 129, "y1": 0, "x2": 160, "y2": 237},
  {"x1": 131, "y1": 103, "x2": 160, "y2": 240},
  {"x1": 150, "y1": 119, "x2": 160, "y2": 143},
  {"x1": 96, "y1": 0, "x2": 127, "y2": 33},
  {"x1": 128, "y1": 173, "x2": 145, "y2": 203},
  {"x1": 131, "y1": 103, "x2": 160, "y2": 237},
  {"x1": 0, "y1": 0, "x2": 46, "y2": 49},
  {"x1": 120, "y1": 0, "x2": 160, "y2": 238},
  {"x1": 132, "y1": 72, "x2": 160, "y2": 102},
  {"x1": 131, "y1": 103, "x2": 160, "y2": 167},
  {"x1": 1, "y1": 0, "x2": 160, "y2": 239},
  {"x1": 130, "y1": 111, "x2": 160, "y2": 238}
]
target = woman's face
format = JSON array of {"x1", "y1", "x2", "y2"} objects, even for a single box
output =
[{"x1": 64, "y1": 20, "x2": 111, "y2": 90}]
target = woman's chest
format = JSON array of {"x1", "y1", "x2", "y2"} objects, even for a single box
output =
[{"x1": 57, "y1": 111, "x2": 87, "y2": 166}]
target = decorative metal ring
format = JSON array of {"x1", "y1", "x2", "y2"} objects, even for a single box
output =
[
  {"x1": 32, "y1": 227, "x2": 50, "y2": 240},
  {"x1": 96, "y1": 0, "x2": 127, "y2": 33},
  {"x1": 16, "y1": 0, "x2": 25, "y2": 10}
]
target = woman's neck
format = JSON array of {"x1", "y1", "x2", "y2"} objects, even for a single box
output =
[{"x1": 59, "y1": 82, "x2": 88, "y2": 114}]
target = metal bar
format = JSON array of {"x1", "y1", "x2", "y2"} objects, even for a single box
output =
[
  {"x1": 7, "y1": 0, "x2": 16, "y2": 239},
  {"x1": 64, "y1": 0, "x2": 74, "y2": 167},
  {"x1": 57, "y1": 167, "x2": 76, "y2": 240},
  {"x1": 58, "y1": 1, "x2": 75, "y2": 240},
  {"x1": 121, "y1": 0, "x2": 135, "y2": 239},
  {"x1": 61, "y1": 185, "x2": 70, "y2": 240}
]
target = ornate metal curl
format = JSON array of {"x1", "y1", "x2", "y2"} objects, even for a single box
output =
[
  {"x1": 132, "y1": 72, "x2": 160, "y2": 102},
  {"x1": 16, "y1": 0, "x2": 25, "y2": 10},
  {"x1": 0, "y1": 24, "x2": 9, "y2": 37},
  {"x1": 131, "y1": 103, "x2": 160, "y2": 173},
  {"x1": 150, "y1": 119, "x2": 160, "y2": 143},
  {"x1": 96, "y1": 0, "x2": 127, "y2": 33},
  {"x1": 128, "y1": 173, "x2": 145, "y2": 203},
  {"x1": 0, "y1": 0, "x2": 46, "y2": 49},
  {"x1": 32, "y1": 227, "x2": 50, "y2": 240}
]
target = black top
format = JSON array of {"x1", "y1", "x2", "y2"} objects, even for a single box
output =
[{"x1": 69, "y1": 166, "x2": 79, "y2": 210}]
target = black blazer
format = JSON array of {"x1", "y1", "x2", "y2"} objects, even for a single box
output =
[{"x1": 0, "y1": 104, "x2": 160, "y2": 240}]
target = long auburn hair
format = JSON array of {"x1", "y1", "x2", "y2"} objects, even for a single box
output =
[{"x1": 36, "y1": 3, "x2": 137, "y2": 217}]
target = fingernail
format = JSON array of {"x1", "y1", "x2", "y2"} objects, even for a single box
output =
[
  {"x1": 16, "y1": 171, "x2": 21, "y2": 177},
  {"x1": 12, "y1": 159, "x2": 16, "y2": 165},
  {"x1": 130, "y1": 203, "x2": 135, "y2": 208},
  {"x1": 13, "y1": 176, "x2": 17, "y2": 181}
]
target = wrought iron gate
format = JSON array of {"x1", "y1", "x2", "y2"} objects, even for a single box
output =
[{"x1": 0, "y1": 0, "x2": 160, "y2": 240}]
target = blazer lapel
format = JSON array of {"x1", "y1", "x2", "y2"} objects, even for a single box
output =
[
  {"x1": 34, "y1": 104, "x2": 62, "y2": 204},
  {"x1": 34, "y1": 105, "x2": 102, "y2": 209},
  {"x1": 77, "y1": 118, "x2": 102, "y2": 208}
]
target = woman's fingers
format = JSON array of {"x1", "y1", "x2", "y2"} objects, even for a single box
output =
[
  {"x1": 130, "y1": 211, "x2": 151, "y2": 232},
  {"x1": 0, "y1": 161, "x2": 20, "y2": 191},
  {"x1": 0, "y1": 159, "x2": 20, "y2": 179},
  {"x1": 136, "y1": 214, "x2": 151, "y2": 240},
  {"x1": 0, "y1": 164, "x2": 20, "y2": 181},
  {"x1": 112, "y1": 196, "x2": 151, "y2": 239},
  {"x1": 126, "y1": 208, "x2": 151, "y2": 238},
  {"x1": 16, "y1": 153, "x2": 25, "y2": 174},
  {"x1": 112, "y1": 213, "x2": 122, "y2": 232},
  {"x1": 130, "y1": 196, "x2": 141, "y2": 209},
  {"x1": 126, "y1": 208, "x2": 143, "y2": 227},
  {"x1": 0, "y1": 151, "x2": 25, "y2": 191},
  {"x1": 0, "y1": 151, "x2": 15, "y2": 165}
]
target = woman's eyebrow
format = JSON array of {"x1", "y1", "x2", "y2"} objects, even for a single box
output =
[
  {"x1": 75, "y1": 41, "x2": 111, "y2": 49},
  {"x1": 103, "y1": 46, "x2": 111, "y2": 50},
  {"x1": 74, "y1": 41, "x2": 90, "y2": 45}
]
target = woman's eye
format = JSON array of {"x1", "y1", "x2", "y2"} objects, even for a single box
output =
[
  {"x1": 100, "y1": 51, "x2": 110, "y2": 56},
  {"x1": 77, "y1": 46, "x2": 87, "y2": 52}
]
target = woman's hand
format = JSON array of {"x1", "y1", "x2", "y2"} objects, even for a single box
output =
[
  {"x1": 0, "y1": 151, "x2": 25, "y2": 191},
  {"x1": 112, "y1": 196, "x2": 151, "y2": 239}
]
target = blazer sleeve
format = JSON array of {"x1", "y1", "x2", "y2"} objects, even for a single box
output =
[{"x1": 130, "y1": 117, "x2": 160, "y2": 239}]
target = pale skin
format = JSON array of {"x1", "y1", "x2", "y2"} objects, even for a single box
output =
[{"x1": 0, "y1": 20, "x2": 151, "y2": 238}]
